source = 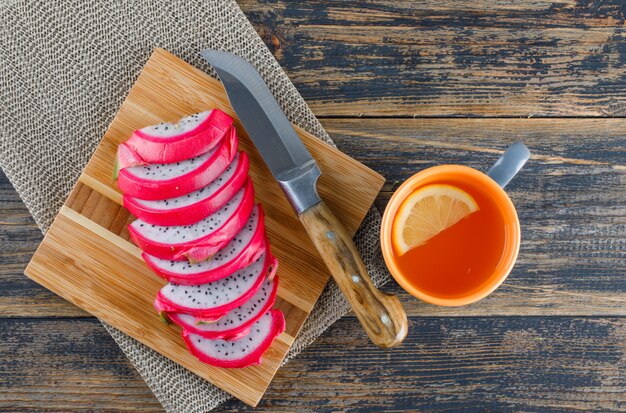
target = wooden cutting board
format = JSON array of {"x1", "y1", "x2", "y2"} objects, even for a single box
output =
[{"x1": 24, "y1": 48, "x2": 384, "y2": 407}]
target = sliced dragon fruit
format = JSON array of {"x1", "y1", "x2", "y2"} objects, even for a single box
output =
[
  {"x1": 128, "y1": 179, "x2": 254, "y2": 262},
  {"x1": 182, "y1": 310, "x2": 285, "y2": 368},
  {"x1": 168, "y1": 277, "x2": 279, "y2": 340},
  {"x1": 116, "y1": 109, "x2": 233, "y2": 168},
  {"x1": 143, "y1": 205, "x2": 267, "y2": 284},
  {"x1": 124, "y1": 152, "x2": 249, "y2": 226},
  {"x1": 116, "y1": 126, "x2": 238, "y2": 200},
  {"x1": 154, "y1": 249, "x2": 277, "y2": 322}
]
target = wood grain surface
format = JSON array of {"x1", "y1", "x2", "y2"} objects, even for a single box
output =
[
  {"x1": 1, "y1": 315, "x2": 624, "y2": 412},
  {"x1": 20, "y1": 48, "x2": 382, "y2": 407},
  {"x1": 240, "y1": 0, "x2": 626, "y2": 117},
  {"x1": 2, "y1": 0, "x2": 626, "y2": 411}
]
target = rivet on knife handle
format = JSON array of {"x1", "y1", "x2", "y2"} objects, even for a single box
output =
[{"x1": 299, "y1": 202, "x2": 408, "y2": 348}]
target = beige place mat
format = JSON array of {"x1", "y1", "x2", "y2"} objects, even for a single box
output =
[{"x1": 0, "y1": 0, "x2": 391, "y2": 411}]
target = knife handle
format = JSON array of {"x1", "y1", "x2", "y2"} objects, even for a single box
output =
[{"x1": 299, "y1": 201, "x2": 408, "y2": 348}]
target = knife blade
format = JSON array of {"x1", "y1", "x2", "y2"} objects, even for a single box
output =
[
  {"x1": 200, "y1": 50, "x2": 321, "y2": 214},
  {"x1": 201, "y1": 50, "x2": 407, "y2": 348}
]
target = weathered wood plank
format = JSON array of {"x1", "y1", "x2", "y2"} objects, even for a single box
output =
[
  {"x1": 0, "y1": 172, "x2": 88, "y2": 317},
  {"x1": 0, "y1": 318, "x2": 161, "y2": 412},
  {"x1": 0, "y1": 3, "x2": 623, "y2": 412},
  {"x1": 239, "y1": 0, "x2": 626, "y2": 117},
  {"x1": 224, "y1": 316, "x2": 626, "y2": 412},
  {"x1": 2, "y1": 118, "x2": 625, "y2": 317},
  {"x1": 1, "y1": 317, "x2": 624, "y2": 412}
]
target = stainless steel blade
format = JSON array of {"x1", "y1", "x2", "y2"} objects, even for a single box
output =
[{"x1": 200, "y1": 50, "x2": 321, "y2": 214}]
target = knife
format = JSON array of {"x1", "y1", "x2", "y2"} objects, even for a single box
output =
[{"x1": 201, "y1": 50, "x2": 407, "y2": 348}]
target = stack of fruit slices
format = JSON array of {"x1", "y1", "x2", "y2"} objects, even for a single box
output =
[{"x1": 115, "y1": 109, "x2": 286, "y2": 368}]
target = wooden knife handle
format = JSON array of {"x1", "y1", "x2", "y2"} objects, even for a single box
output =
[{"x1": 299, "y1": 202, "x2": 408, "y2": 348}]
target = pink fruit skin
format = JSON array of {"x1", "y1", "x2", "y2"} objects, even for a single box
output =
[
  {"x1": 117, "y1": 143, "x2": 146, "y2": 168},
  {"x1": 143, "y1": 205, "x2": 268, "y2": 285},
  {"x1": 153, "y1": 249, "x2": 277, "y2": 320},
  {"x1": 117, "y1": 109, "x2": 233, "y2": 168},
  {"x1": 117, "y1": 126, "x2": 238, "y2": 200},
  {"x1": 168, "y1": 276, "x2": 279, "y2": 340},
  {"x1": 182, "y1": 309, "x2": 286, "y2": 368},
  {"x1": 127, "y1": 178, "x2": 255, "y2": 262},
  {"x1": 123, "y1": 151, "x2": 249, "y2": 226}
]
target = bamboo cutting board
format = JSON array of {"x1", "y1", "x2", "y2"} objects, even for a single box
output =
[{"x1": 25, "y1": 48, "x2": 384, "y2": 407}]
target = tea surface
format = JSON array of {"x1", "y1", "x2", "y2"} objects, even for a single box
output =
[{"x1": 392, "y1": 179, "x2": 506, "y2": 299}]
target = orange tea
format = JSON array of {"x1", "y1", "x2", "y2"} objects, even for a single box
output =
[
  {"x1": 391, "y1": 178, "x2": 505, "y2": 299},
  {"x1": 380, "y1": 165, "x2": 520, "y2": 306}
]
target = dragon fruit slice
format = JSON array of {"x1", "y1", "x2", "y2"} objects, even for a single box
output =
[
  {"x1": 154, "y1": 249, "x2": 277, "y2": 322},
  {"x1": 168, "y1": 277, "x2": 279, "y2": 340},
  {"x1": 116, "y1": 126, "x2": 238, "y2": 200},
  {"x1": 143, "y1": 205, "x2": 267, "y2": 284},
  {"x1": 128, "y1": 179, "x2": 254, "y2": 262},
  {"x1": 182, "y1": 310, "x2": 285, "y2": 368},
  {"x1": 124, "y1": 152, "x2": 249, "y2": 226},
  {"x1": 116, "y1": 109, "x2": 233, "y2": 169}
]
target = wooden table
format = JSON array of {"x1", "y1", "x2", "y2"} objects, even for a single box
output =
[{"x1": 1, "y1": 1, "x2": 625, "y2": 411}]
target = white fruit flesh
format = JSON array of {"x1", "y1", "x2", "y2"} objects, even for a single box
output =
[
  {"x1": 131, "y1": 186, "x2": 246, "y2": 244},
  {"x1": 141, "y1": 111, "x2": 212, "y2": 138},
  {"x1": 177, "y1": 278, "x2": 274, "y2": 332},
  {"x1": 160, "y1": 251, "x2": 268, "y2": 310},
  {"x1": 134, "y1": 154, "x2": 239, "y2": 210},
  {"x1": 145, "y1": 206, "x2": 259, "y2": 275},
  {"x1": 125, "y1": 146, "x2": 218, "y2": 181},
  {"x1": 187, "y1": 311, "x2": 273, "y2": 361}
]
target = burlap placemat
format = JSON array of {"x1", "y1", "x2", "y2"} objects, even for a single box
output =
[{"x1": 0, "y1": 0, "x2": 391, "y2": 411}]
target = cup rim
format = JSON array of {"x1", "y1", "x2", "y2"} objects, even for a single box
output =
[{"x1": 380, "y1": 165, "x2": 520, "y2": 306}]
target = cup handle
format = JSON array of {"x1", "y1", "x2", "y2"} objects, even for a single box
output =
[{"x1": 486, "y1": 142, "x2": 531, "y2": 189}]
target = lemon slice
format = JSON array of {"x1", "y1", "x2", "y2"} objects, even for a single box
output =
[{"x1": 392, "y1": 184, "x2": 479, "y2": 255}]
